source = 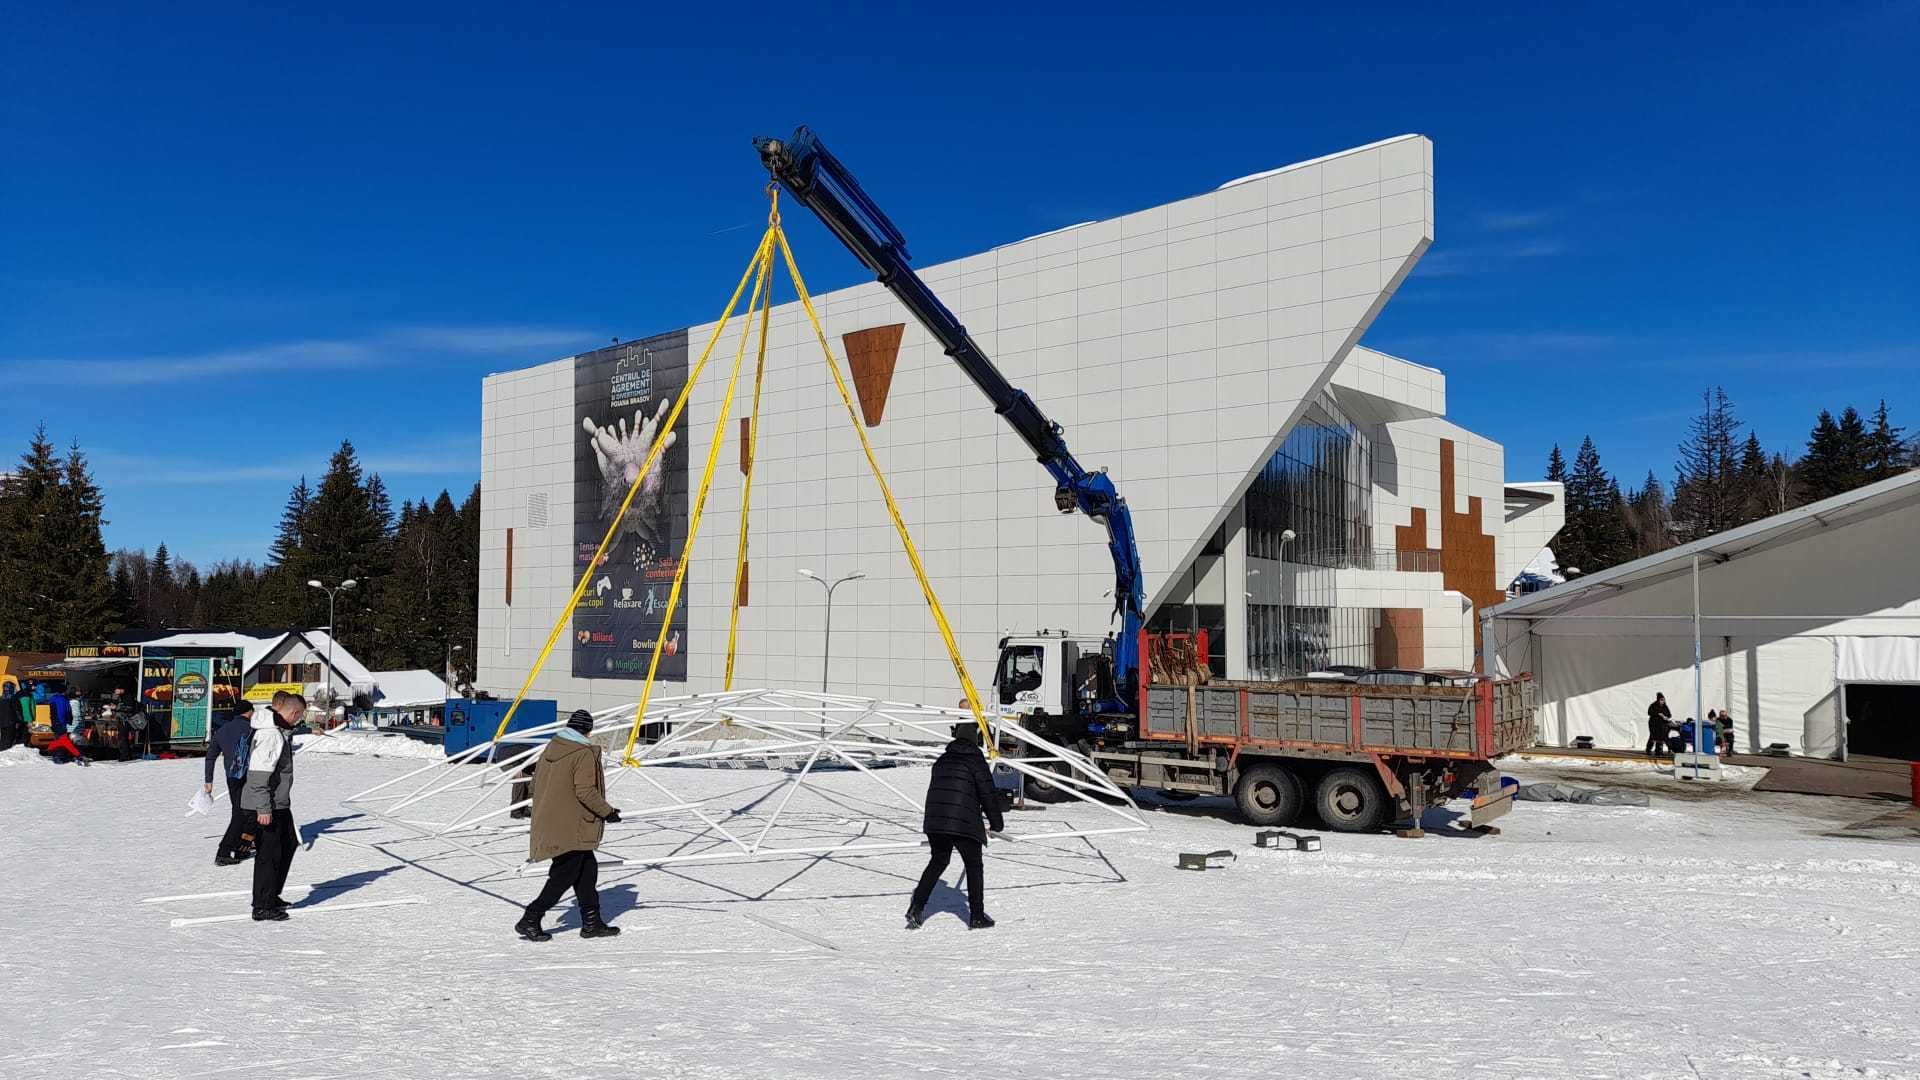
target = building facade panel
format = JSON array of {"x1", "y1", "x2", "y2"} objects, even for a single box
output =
[{"x1": 477, "y1": 137, "x2": 1553, "y2": 712}]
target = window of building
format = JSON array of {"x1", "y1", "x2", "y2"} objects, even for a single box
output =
[{"x1": 1244, "y1": 395, "x2": 1373, "y2": 567}]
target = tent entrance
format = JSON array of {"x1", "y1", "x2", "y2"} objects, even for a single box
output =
[{"x1": 1845, "y1": 683, "x2": 1920, "y2": 761}]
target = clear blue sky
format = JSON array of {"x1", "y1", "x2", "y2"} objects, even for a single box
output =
[{"x1": 3, "y1": 2, "x2": 1915, "y2": 565}]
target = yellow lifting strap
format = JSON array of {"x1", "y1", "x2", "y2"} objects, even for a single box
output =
[
  {"x1": 490, "y1": 227, "x2": 776, "y2": 741},
  {"x1": 775, "y1": 229, "x2": 995, "y2": 752},
  {"x1": 620, "y1": 231, "x2": 775, "y2": 762},
  {"x1": 724, "y1": 230, "x2": 774, "y2": 692}
]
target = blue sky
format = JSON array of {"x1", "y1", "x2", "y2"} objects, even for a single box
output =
[{"x1": 3, "y1": 2, "x2": 1915, "y2": 565}]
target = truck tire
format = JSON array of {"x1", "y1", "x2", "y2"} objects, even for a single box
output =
[
  {"x1": 1314, "y1": 767, "x2": 1388, "y2": 833},
  {"x1": 1021, "y1": 763, "x2": 1074, "y2": 803},
  {"x1": 1234, "y1": 763, "x2": 1303, "y2": 827}
]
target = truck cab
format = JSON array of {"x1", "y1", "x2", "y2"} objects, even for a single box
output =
[{"x1": 992, "y1": 631, "x2": 1130, "y2": 742}]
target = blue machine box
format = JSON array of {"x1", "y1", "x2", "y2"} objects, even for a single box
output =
[{"x1": 443, "y1": 698, "x2": 557, "y2": 757}]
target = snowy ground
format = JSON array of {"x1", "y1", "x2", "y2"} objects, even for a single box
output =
[{"x1": 4, "y1": 745, "x2": 1919, "y2": 1080}]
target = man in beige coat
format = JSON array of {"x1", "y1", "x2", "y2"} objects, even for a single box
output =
[{"x1": 516, "y1": 709, "x2": 622, "y2": 941}]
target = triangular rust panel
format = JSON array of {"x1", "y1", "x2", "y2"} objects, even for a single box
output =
[{"x1": 842, "y1": 323, "x2": 904, "y2": 427}]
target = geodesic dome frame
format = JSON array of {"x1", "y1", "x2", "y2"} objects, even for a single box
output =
[{"x1": 341, "y1": 689, "x2": 1146, "y2": 880}]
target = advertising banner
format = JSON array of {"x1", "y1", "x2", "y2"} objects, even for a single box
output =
[
  {"x1": 140, "y1": 649, "x2": 245, "y2": 741},
  {"x1": 245, "y1": 681, "x2": 305, "y2": 703},
  {"x1": 171, "y1": 658, "x2": 213, "y2": 740},
  {"x1": 572, "y1": 331, "x2": 692, "y2": 680}
]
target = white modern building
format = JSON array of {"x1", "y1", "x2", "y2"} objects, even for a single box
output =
[
  {"x1": 477, "y1": 136, "x2": 1564, "y2": 714},
  {"x1": 1488, "y1": 470, "x2": 1920, "y2": 758}
]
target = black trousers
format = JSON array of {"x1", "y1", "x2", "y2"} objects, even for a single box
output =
[
  {"x1": 1646, "y1": 719, "x2": 1667, "y2": 756},
  {"x1": 528, "y1": 849, "x2": 601, "y2": 918},
  {"x1": 251, "y1": 809, "x2": 297, "y2": 910},
  {"x1": 218, "y1": 778, "x2": 256, "y2": 859},
  {"x1": 910, "y1": 835, "x2": 984, "y2": 917}
]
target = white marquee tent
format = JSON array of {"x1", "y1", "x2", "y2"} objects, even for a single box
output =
[{"x1": 1487, "y1": 470, "x2": 1920, "y2": 758}]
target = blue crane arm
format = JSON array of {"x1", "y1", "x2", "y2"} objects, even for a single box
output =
[{"x1": 756, "y1": 126, "x2": 1144, "y2": 698}]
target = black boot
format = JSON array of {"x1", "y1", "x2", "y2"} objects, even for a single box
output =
[
  {"x1": 251, "y1": 907, "x2": 289, "y2": 922},
  {"x1": 968, "y1": 912, "x2": 995, "y2": 930},
  {"x1": 580, "y1": 910, "x2": 621, "y2": 939},
  {"x1": 515, "y1": 912, "x2": 551, "y2": 942},
  {"x1": 215, "y1": 854, "x2": 244, "y2": 867},
  {"x1": 905, "y1": 908, "x2": 924, "y2": 930}
]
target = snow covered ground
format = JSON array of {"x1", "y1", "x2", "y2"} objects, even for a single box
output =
[{"x1": 4, "y1": 746, "x2": 1919, "y2": 1079}]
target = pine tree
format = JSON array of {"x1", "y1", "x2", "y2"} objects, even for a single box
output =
[
  {"x1": 1545, "y1": 445, "x2": 1568, "y2": 484},
  {"x1": 1556, "y1": 437, "x2": 1632, "y2": 575},
  {"x1": 149, "y1": 543, "x2": 176, "y2": 627},
  {"x1": 1799, "y1": 406, "x2": 1871, "y2": 501},
  {"x1": 302, "y1": 441, "x2": 393, "y2": 667},
  {"x1": 48, "y1": 442, "x2": 117, "y2": 641},
  {"x1": 110, "y1": 557, "x2": 137, "y2": 627},
  {"x1": 451, "y1": 483, "x2": 481, "y2": 686},
  {"x1": 1624, "y1": 470, "x2": 1672, "y2": 557},
  {"x1": 256, "y1": 476, "x2": 316, "y2": 626},
  {"x1": 1671, "y1": 387, "x2": 1744, "y2": 541},
  {"x1": 1864, "y1": 400, "x2": 1907, "y2": 483},
  {"x1": 0, "y1": 428, "x2": 118, "y2": 647},
  {"x1": 270, "y1": 477, "x2": 313, "y2": 568}
]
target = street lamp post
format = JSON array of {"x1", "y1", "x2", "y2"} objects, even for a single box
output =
[
  {"x1": 306, "y1": 579, "x2": 357, "y2": 722},
  {"x1": 798, "y1": 569, "x2": 865, "y2": 693},
  {"x1": 1277, "y1": 529, "x2": 1296, "y2": 675}
]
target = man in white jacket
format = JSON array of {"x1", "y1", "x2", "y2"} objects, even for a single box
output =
[{"x1": 241, "y1": 692, "x2": 305, "y2": 922}]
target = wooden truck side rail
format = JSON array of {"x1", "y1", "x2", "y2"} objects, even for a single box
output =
[{"x1": 1135, "y1": 673, "x2": 1537, "y2": 762}]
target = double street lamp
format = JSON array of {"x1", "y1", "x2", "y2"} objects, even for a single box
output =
[
  {"x1": 798, "y1": 569, "x2": 864, "y2": 693},
  {"x1": 307, "y1": 578, "x2": 357, "y2": 719}
]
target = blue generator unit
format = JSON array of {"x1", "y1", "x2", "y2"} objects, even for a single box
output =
[{"x1": 443, "y1": 698, "x2": 557, "y2": 758}]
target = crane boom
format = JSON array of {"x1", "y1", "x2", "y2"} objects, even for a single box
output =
[{"x1": 756, "y1": 126, "x2": 1144, "y2": 698}]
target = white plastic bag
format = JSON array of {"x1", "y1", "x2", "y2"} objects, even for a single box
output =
[{"x1": 186, "y1": 789, "x2": 214, "y2": 817}]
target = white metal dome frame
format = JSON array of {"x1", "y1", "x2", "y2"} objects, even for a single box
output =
[{"x1": 341, "y1": 689, "x2": 1146, "y2": 879}]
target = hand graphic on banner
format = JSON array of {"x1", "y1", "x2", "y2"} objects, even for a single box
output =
[{"x1": 583, "y1": 399, "x2": 678, "y2": 560}]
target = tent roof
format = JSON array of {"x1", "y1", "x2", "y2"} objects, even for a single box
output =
[
  {"x1": 1487, "y1": 469, "x2": 1920, "y2": 621},
  {"x1": 370, "y1": 670, "x2": 448, "y2": 709}
]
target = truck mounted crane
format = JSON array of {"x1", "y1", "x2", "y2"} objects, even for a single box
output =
[{"x1": 758, "y1": 127, "x2": 1535, "y2": 833}]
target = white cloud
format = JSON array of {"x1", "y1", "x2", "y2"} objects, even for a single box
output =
[
  {"x1": 2, "y1": 325, "x2": 597, "y2": 387},
  {"x1": 1475, "y1": 208, "x2": 1556, "y2": 232},
  {"x1": 89, "y1": 434, "x2": 478, "y2": 488}
]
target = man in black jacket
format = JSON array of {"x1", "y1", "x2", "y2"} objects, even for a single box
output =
[
  {"x1": 203, "y1": 705, "x2": 258, "y2": 866},
  {"x1": 1645, "y1": 693, "x2": 1672, "y2": 759},
  {"x1": 907, "y1": 725, "x2": 1005, "y2": 930}
]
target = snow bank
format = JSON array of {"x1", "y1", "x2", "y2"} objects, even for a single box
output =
[
  {"x1": 293, "y1": 731, "x2": 445, "y2": 760},
  {"x1": 0, "y1": 745, "x2": 49, "y2": 767},
  {"x1": 1512, "y1": 753, "x2": 1767, "y2": 783}
]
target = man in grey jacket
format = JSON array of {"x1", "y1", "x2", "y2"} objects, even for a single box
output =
[{"x1": 242, "y1": 692, "x2": 304, "y2": 922}]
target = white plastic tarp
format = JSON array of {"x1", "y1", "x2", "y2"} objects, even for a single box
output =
[
  {"x1": 1835, "y1": 636, "x2": 1920, "y2": 684},
  {"x1": 1802, "y1": 685, "x2": 1843, "y2": 759}
]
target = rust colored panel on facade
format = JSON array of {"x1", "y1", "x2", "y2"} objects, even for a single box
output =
[
  {"x1": 1433, "y1": 441, "x2": 1507, "y2": 660},
  {"x1": 1374, "y1": 608, "x2": 1424, "y2": 669},
  {"x1": 505, "y1": 528, "x2": 513, "y2": 606},
  {"x1": 736, "y1": 560, "x2": 749, "y2": 608},
  {"x1": 1394, "y1": 506, "x2": 1436, "y2": 570},
  {"x1": 842, "y1": 323, "x2": 905, "y2": 427},
  {"x1": 739, "y1": 417, "x2": 752, "y2": 474}
]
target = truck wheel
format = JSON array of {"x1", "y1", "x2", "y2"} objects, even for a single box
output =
[
  {"x1": 1234, "y1": 763, "x2": 1303, "y2": 827},
  {"x1": 1021, "y1": 764, "x2": 1074, "y2": 803},
  {"x1": 1314, "y1": 767, "x2": 1388, "y2": 833}
]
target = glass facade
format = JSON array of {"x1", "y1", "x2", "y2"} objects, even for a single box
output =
[
  {"x1": 1247, "y1": 603, "x2": 1379, "y2": 679},
  {"x1": 1245, "y1": 397, "x2": 1373, "y2": 567},
  {"x1": 1150, "y1": 392, "x2": 1393, "y2": 680}
]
